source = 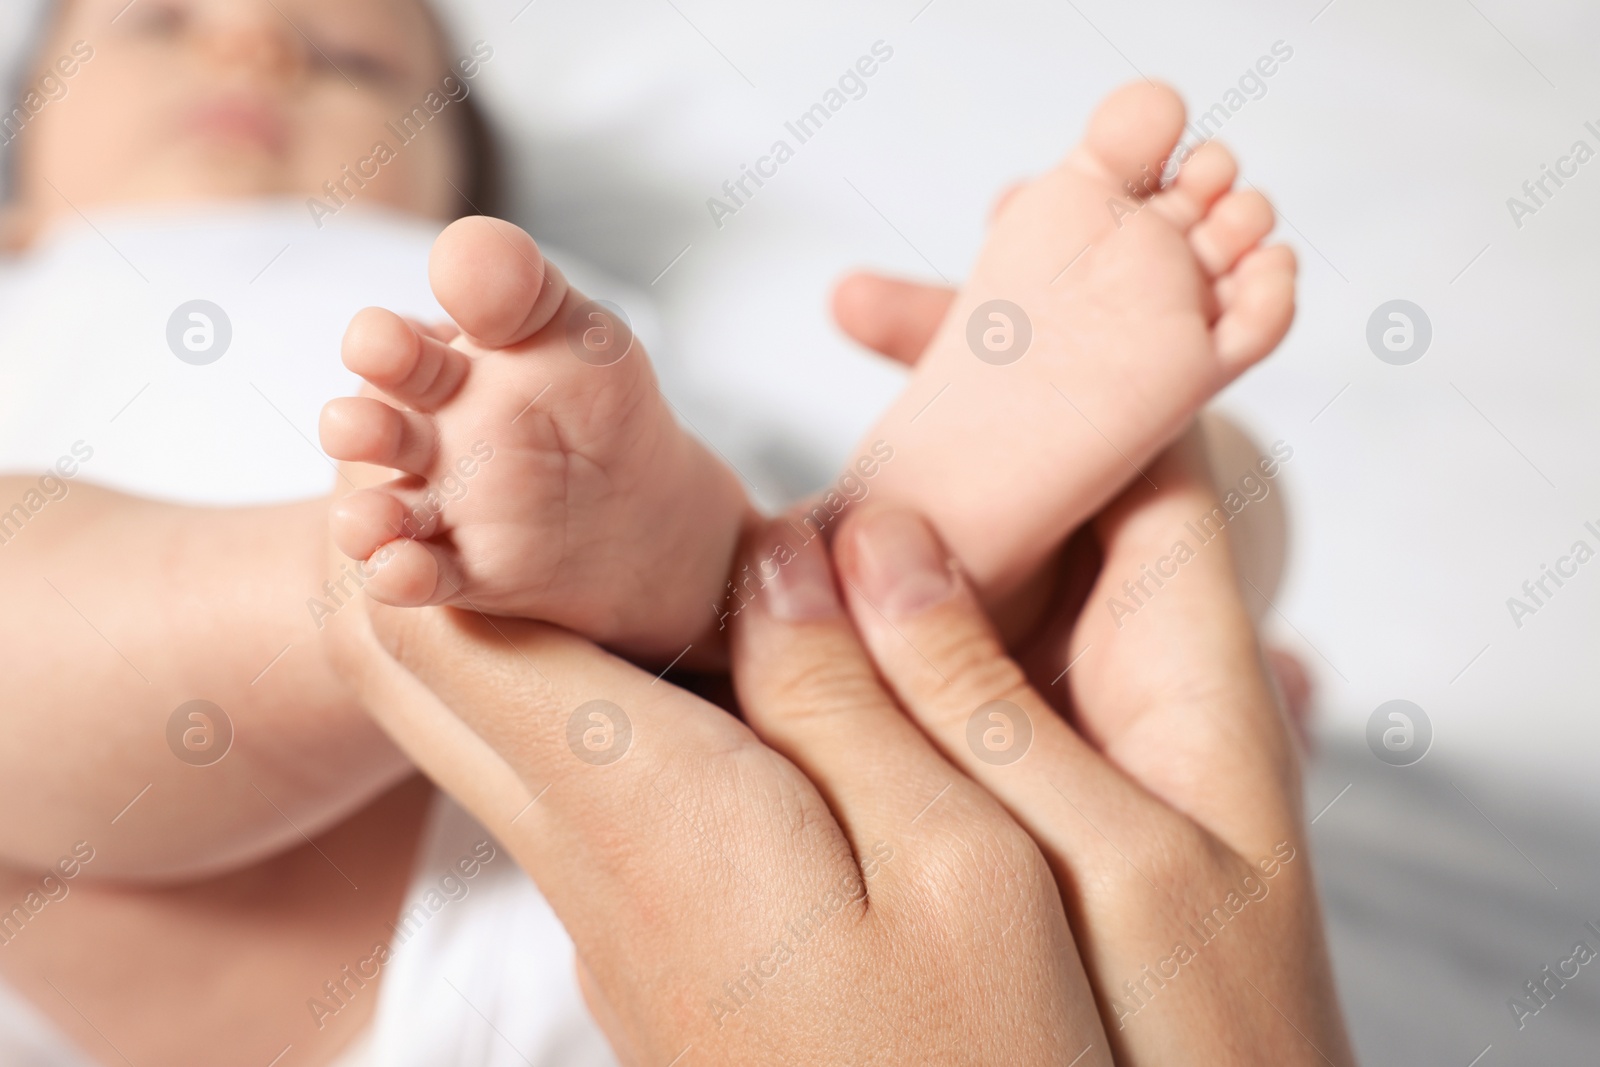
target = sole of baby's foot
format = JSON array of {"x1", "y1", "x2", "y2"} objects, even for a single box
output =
[
  {"x1": 319, "y1": 217, "x2": 749, "y2": 663},
  {"x1": 856, "y1": 81, "x2": 1296, "y2": 602}
]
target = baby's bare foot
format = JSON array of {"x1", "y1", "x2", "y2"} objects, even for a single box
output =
[
  {"x1": 857, "y1": 81, "x2": 1296, "y2": 600},
  {"x1": 319, "y1": 217, "x2": 748, "y2": 661}
]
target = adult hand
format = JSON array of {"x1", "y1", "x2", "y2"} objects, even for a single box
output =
[
  {"x1": 326, "y1": 525, "x2": 1114, "y2": 1065},
  {"x1": 832, "y1": 270, "x2": 1351, "y2": 1063},
  {"x1": 837, "y1": 453, "x2": 1352, "y2": 1065}
]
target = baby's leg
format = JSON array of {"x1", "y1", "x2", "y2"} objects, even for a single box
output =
[
  {"x1": 0, "y1": 480, "x2": 405, "y2": 880},
  {"x1": 850, "y1": 82, "x2": 1295, "y2": 605},
  {"x1": 320, "y1": 219, "x2": 751, "y2": 663}
]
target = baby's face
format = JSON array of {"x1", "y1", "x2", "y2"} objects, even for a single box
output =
[{"x1": 9, "y1": 0, "x2": 467, "y2": 243}]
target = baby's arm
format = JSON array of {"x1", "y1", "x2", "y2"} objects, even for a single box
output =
[{"x1": 0, "y1": 480, "x2": 406, "y2": 881}]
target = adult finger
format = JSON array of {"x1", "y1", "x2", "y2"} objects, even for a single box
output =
[
  {"x1": 830, "y1": 271, "x2": 956, "y2": 366},
  {"x1": 831, "y1": 507, "x2": 1184, "y2": 871},
  {"x1": 832, "y1": 506, "x2": 1342, "y2": 1066},
  {"x1": 727, "y1": 517, "x2": 1115, "y2": 1059},
  {"x1": 368, "y1": 606, "x2": 755, "y2": 815},
  {"x1": 352, "y1": 605, "x2": 838, "y2": 947},
  {"x1": 727, "y1": 516, "x2": 1007, "y2": 853},
  {"x1": 331, "y1": 606, "x2": 537, "y2": 836},
  {"x1": 1062, "y1": 428, "x2": 1301, "y2": 852}
]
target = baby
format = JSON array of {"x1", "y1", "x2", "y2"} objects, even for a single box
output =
[{"x1": 319, "y1": 90, "x2": 1293, "y2": 663}]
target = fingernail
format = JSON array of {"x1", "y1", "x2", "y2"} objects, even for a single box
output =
[
  {"x1": 853, "y1": 510, "x2": 954, "y2": 620},
  {"x1": 764, "y1": 536, "x2": 843, "y2": 622}
]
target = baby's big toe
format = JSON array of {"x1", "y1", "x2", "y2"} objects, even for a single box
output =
[
  {"x1": 1070, "y1": 80, "x2": 1187, "y2": 194},
  {"x1": 429, "y1": 217, "x2": 569, "y2": 348}
]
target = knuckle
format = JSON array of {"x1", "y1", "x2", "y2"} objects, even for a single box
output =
[
  {"x1": 1108, "y1": 820, "x2": 1217, "y2": 911},
  {"x1": 756, "y1": 641, "x2": 888, "y2": 729},
  {"x1": 895, "y1": 810, "x2": 1056, "y2": 927},
  {"x1": 917, "y1": 623, "x2": 1032, "y2": 720}
]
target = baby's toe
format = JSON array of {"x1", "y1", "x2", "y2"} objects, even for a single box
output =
[
  {"x1": 1151, "y1": 141, "x2": 1237, "y2": 231},
  {"x1": 343, "y1": 308, "x2": 469, "y2": 412},
  {"x1": 1190, "y1": 189, "x2": 1276, "y2": 277},
  {"x1": 429, "y1": 217, "x2": 569, "y2": 348},
  {"x1": 320, "y1": 396, "x2": 438, "y2": 475},
  {"x1": 1213, "y1": 244, "x2": 1297, "y2": 373},
  {"x1": 362, "y1": 538, "x2": 454, "y2": 608},
  {"x1": 1067, "y1": 80, "x2": 1187, "y2": 196},
  {"x1": 330, "y1": 488, "x2": 415, "y2": 562}
]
